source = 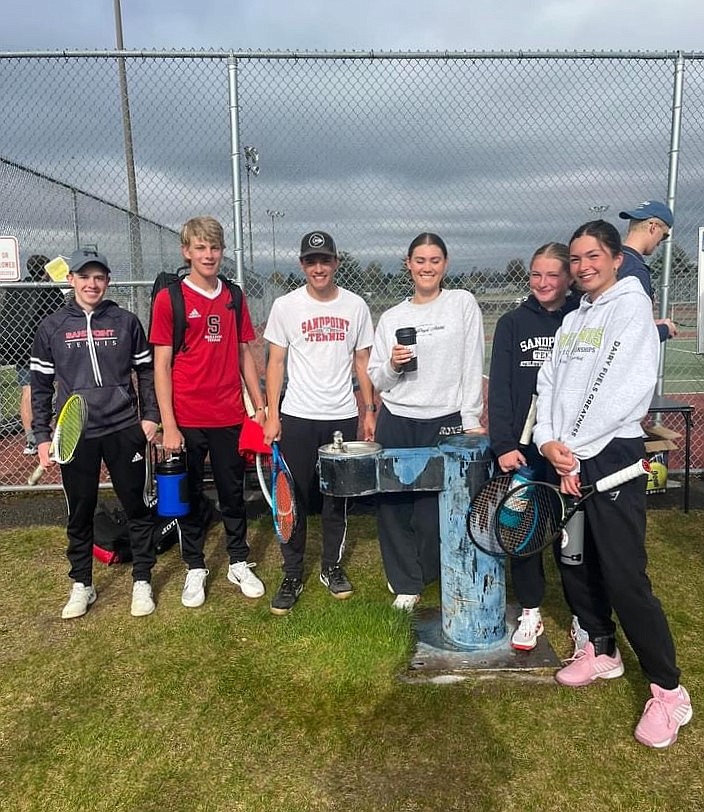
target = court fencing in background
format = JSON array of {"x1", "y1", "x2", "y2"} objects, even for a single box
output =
[{"x1": 1, "y1": 49, "x2": 704, "y2": 489}]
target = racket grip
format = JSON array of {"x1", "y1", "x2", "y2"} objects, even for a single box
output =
[
  {"x1": 595, "y1": 459, "x2": 650, "y2": 492},
  {"x1": 28, "y1": 464, "x2": 45, "y2": 486},
  {"x1": 519, "y1": 395, "x2": 538, "y2": 446}
]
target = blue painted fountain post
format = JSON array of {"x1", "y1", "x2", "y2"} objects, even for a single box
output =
[
  {"x1": 437, "y1": 435, "x2": 506, "y2": 649},
  {"x1": 321, "y1": 436, "x2": 506, "y2": 650}
]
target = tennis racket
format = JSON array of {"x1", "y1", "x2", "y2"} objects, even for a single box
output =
[
  {"x1": 255, "y1": 451, "x2": 273, "y2": 508},
  {"x1": 467, "y1": 395, "x2": 540, "y2": 555},
  {"x1": 518, "y1": 394, "x2": 538, "y2": 446},
  {"x1": 494, "y1": 459, "x2": 651, "y2": 558},
  {"x1": 466, "y1": 473, "x2": 516, "y2": 556},
  {"x1": 270, "y1": 441, "x2": 297, "y2": 543},
  {"x1": 28, "y1": 394, "x2": 88, "y2": 485}
]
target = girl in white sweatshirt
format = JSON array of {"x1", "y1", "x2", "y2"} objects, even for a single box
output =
[
  {"x1": 368, "y1": 232, "x2": 485, "y2": 611},
  {"x1": 534, "y1": 219, "x2": 691, "y2": 749}
]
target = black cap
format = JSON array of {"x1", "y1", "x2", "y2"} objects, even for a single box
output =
[{"x1": 299, "y1": 231, "x2": 337, "y2": 259}]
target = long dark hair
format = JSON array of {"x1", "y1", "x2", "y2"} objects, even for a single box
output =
[
  {"x1": 407, "y1": 232, "x2": 448, "y2": 259},
  {"x1": 569, "y1": 220, "x2": 622, "y2": 257}
]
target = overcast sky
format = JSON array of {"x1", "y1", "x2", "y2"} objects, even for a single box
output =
[
  {"x1": 3, "y1": 0, "x2": 704, "y2": 284},
  {"x1": 3, "y1": 0, "x2": 704, "y2": 53}
]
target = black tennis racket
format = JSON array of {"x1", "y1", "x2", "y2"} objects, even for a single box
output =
[
  {"x1": 28, "y1": 393, "x2": 88, "y2": 485},
  {"x1": 270, "y1": 441, "x2": 297, "y2": 544},
  {"x1": 494, "y1": 459, "x2": 651, "y2": 558},
  {"x1": 466, "y1": 473, "x2": 516, "y2": 556},
  {"x1": 466, "y1": 395, "x2": 541, "y2": 555}
]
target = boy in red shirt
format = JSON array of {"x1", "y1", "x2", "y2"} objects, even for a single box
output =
[{"x1": 150, "y1": 216, "x2": 266, "y2": 608}]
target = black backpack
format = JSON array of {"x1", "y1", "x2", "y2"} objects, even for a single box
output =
[
  {"x1": 148, "y1": 266, "x2": 244, "y2": 357},
  {"x1": 92, "y1": 501, "x2": 182, "y2": 565}
]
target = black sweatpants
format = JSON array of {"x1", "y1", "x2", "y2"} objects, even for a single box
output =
[
  {"x1": 179, "y1": 425, "x2": 249, "y2": 568},
  {"x1": 62, "y1": 423, "x2": 155, "y2": 585},
  {"x1": 278, "y1": 414, "x2": 358, "y2": 579},
  {"x1": 375, "y1": 405, "x2": 462, "y2": 595},
  {"x1": 508, "y1": 446, "x2": 565, "y2": 609},
  {"x1": 559, "y1": 437, "x2": 680, "y2": 689}
]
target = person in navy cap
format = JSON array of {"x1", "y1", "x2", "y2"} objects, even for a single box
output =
[
  {"x1": 618, "y1": 200, "x2": 676, "y2": 341},
  {"x1": 31, "y1": 248, "x2": 161, "y2": 619}
]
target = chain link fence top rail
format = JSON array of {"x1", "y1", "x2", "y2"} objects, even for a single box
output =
[{"x1": 1, "y1": 50, "x2": 704, "y2": 488}]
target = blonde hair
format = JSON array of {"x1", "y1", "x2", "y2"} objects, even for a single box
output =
[
  {"x1": 530, "y1": 242, "x2": 569, "y2": 273},
  {"x1": 180, "y1": 216, "x2": 225, "y2": 249}
]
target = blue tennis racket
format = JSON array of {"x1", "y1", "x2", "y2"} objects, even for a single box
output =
[
  {"x1": 495, "y1": 459, "x2": 650, "y2": 558},
  {"x1": 270, "y1": 441, "x2": 297, "y2": 544}
]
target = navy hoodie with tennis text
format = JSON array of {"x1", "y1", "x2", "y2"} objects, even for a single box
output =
[
  {"x1": 488, "y1": 292, "x2": 578, "y2": 458},
  {"x1": 30, "y1": 298, "x2": 159, "y2": 445}
]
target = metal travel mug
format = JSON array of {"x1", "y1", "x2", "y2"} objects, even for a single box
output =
[
  {"x1": 560, "y1": 507, "x2": 584, "y2": 566},
  {"x1": 395, "y1": 326, "x2": 418, "y2": 372}
]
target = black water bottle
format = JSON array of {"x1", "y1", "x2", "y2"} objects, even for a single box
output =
[{"x1": 395, "y1": 326, "x2": 418, "y2": 372}]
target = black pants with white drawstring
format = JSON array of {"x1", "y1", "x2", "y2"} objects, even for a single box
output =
[{"x1": 61, "y1": 423, "x2": 155, "y2": 585}]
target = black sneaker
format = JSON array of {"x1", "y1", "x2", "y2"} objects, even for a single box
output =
[
  {"x1": 270, "y1": 577, "x2": 303, "y2": 616},
  {"x1": 320, "y1": 565, "x2": 353, "y2": 600}
]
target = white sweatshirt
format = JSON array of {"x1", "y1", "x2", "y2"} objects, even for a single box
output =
[
  {"x1": 533, "y1": 276, "x2": 658, "y2": 461},
  {"x1": 367, "y1": 289, "x2": 484, "y2": 430}
]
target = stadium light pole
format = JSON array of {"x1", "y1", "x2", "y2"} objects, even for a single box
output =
[
  {"x1": 266, "y1": 209, "x2": 285, "y2": 275},
  {"x1": 113, "y1": 0, "x2": 143, "y2": 278},
  {"x1": 244, "y1": 146, "x2": 260, "y2": 273}
]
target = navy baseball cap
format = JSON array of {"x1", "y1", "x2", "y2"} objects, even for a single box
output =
[
  {"x1": 619, "y1": 200, "x2": 674, "y2": 228},
  {"x1": 299, "y1": 231, "x2": 337, "y2": 259},
  {"x1": 68, "y1": 248, "x2": 111, "y2": 275}
]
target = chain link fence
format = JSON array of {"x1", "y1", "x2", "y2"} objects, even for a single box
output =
[{"x1": 2, "y1": 50, "x2": 704, "y2": 489}]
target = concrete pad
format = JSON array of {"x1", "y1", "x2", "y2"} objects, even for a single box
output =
[{"x1": 403, "y1": 603, "x2": 562, "y2": 684}]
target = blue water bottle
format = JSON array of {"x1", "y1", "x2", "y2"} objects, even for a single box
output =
[
  {"x1": 155, "y1": 452, "x2": 189, "y2": 517},
  {"x1": 499, "y1": 465, "x2": 534, "y2": 529}
]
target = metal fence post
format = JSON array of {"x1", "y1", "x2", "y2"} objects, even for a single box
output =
[
  {"x1": 228, "y1": 54, "x2": 245, "y2": 288},
  {"x1": 657, "y1": 51, "x2": 686, "y2": 395}
]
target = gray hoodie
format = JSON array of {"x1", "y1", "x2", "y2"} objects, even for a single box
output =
[{"x1": 533, "y1": 276, "x2": 658, "y2": 461}]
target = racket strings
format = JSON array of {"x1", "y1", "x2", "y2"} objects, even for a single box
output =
[
  {"x1": 496, "y1": 484, "x2": 562, "y2": 556},
  {"x1": 466, "y1": 476, "x2": 513, "y2": 556},
  {"x1": 273, "y1": 470, "x2": 296, "y2": 542},
  {"x1": 54, "y1": 397, "x2": 88, "y2": 463}
]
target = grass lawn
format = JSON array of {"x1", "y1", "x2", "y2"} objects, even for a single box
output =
[{"x1": 1, "y1": 508, "x2": 703, "y2": 812}]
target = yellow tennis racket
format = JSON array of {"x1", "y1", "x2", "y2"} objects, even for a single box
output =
[{"x1": 28, "y1": 394, "x2": 88, "y2": 485}]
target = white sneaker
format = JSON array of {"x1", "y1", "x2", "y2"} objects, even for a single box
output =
[
  {"x1": 61, "y1": 582, "x2": 97, "y2": 619},
  {"x1": 227, "y1": 561, "x2": 265, "y2": 598},
  {"x1": 392, "y1": 594, "x2": 420, "y2": 612},
  {"x1": 182, "y1": 568, "x2": 208, "y2": 608},
  {"x1": 131, "y1": 581, "x2": 155, "y2": 617},
  {"x1": 511, "y1": 607, "x2": 544, "y2": 651}
]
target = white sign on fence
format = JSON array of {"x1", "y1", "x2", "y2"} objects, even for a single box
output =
[{"x1": 0, "y1": 236, "x2": 20, "y2": 282}]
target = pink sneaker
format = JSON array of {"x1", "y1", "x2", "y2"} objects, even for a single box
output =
[
  {"x1": 634, "y1": 684, "x2": 693, "y2": 748},
  {"x1": 555, "y1": 642, "x2": 624, "y2": 687}
]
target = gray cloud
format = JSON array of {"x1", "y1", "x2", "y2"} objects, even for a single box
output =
[{"x1": 4, "y1": 0, "x2": 704, "y2": 52}]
